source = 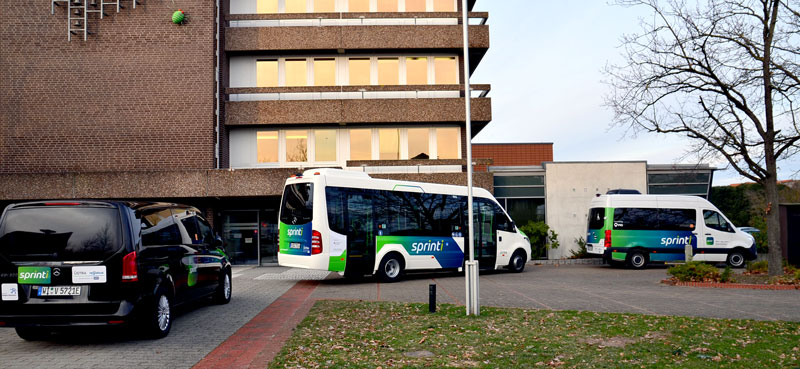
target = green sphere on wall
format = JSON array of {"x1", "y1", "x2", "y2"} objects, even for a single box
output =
[{"x1": 172, "y1": 10, "x2": 185, "y2": 24}]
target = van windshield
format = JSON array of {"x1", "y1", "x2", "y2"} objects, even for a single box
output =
[
  {"x1": 0, "y1": 207, "x2": 123, "y2": 262},
  {"x1": 280, "y1": 183, "x2": 314, "y2": 225},
  {"x1": 588, "y1": 208, "x2": 605, "y2": 230}
]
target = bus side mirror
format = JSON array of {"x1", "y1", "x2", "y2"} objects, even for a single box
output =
[{"x1": 213, "y1": 235, "x2": 224, "y2": 248}]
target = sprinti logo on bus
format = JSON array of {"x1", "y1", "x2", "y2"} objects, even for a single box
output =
[
  {"x1": 410, "y1": 240, "x2": 446, "y2": 253},
  {"x1": 661, "y1": 235, "x2": 693, "y2": 246},
  {"x1": 286, "y1": 228, "x2": 303, "y2": 237}
]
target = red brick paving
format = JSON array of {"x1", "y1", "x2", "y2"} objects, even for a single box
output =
[{"x1": 193, "y1": 280, "x2": 320, "y2": 369}]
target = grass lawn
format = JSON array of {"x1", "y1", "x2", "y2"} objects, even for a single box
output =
[{"x1": 270, "y1": 300, "x2": 800, "y2": 368}]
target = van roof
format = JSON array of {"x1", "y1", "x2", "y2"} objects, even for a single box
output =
[
  {"x1": 590, "y1": 194, "x2": 713, "y2": 207},
  {"x1": 7, "y1": 200, "x2": 198, "y2": 213}
]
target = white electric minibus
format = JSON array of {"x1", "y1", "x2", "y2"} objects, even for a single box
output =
[
  {"x1": 277, "y1": 169, "x2": 532, "y2": 282},
  {"x1": 586, "y1": 194, "x2": 757, "y2": 269}
]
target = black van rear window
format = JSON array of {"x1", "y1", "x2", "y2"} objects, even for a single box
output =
[
  {"x1": 588, "y1": 208, "x2": 605, "y2": 230},
  {"x1": 280, "y1": 183, "x2": 314, "y2": 225},
  {"x1": 0, "y1": 207, "x2": 123, "y2": 261}
]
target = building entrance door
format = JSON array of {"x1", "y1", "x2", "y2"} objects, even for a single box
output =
[{"x1": 222, "y1": 211, "x2": 259, "y2": 265}]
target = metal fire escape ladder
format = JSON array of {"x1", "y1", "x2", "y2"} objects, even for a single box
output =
[
  {"x1": 67, "y1": 0, "x2": 89, "y2": 41},
  {"x1": 51, "y1": 0, "x2": 144, "y2": 41}
]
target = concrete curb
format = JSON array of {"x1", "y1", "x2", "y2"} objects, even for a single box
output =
[
  {"x1": 662, "y1": 280, "x2": 800, "y2": 290},
  {"x1": 531, "y1": 258, "x2": 604, "y2": 266}
]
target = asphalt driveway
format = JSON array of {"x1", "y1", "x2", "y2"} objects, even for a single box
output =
[{"x1": 311, "y1": 264, "x2": 800, "y2": 322}]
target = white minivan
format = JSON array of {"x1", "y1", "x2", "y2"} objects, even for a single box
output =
[{"x1": 585, "y1": 195, "x2": 756, "y2": 269}]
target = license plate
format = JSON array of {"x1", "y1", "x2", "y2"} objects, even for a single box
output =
[
  {"x1": 38, "y1": 286, "x2": 81, "y2": 296},
  {"x1": 290, "y1": 242, "x2": 301, "y2": 249}
]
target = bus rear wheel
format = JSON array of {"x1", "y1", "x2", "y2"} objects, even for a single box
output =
[
  {"x1": 377, "y1": 254, "x2": 404, "y2": 283},
  {"x1": 626, "y1": 250, "x2": 648, "y2": 269}
]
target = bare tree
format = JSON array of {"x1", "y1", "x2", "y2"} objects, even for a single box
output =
[{"x1": 605, "y1": 0, "x2": 800, "y2": 275}]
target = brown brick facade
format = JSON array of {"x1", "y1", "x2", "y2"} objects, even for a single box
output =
[
  {"x1": 0, "y1": 0, "x2": 216, "y2": 174},
  {"x1": 473, "y1": 143, "x2": 553, "y2": 168}
]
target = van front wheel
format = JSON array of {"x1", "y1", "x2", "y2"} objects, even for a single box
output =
[
  {"x1": 627, "y1": 250, "x2": 648, "y2": 269},
  {"x1": 726, "y1": 251, "x2": 746, "y2": 268}
]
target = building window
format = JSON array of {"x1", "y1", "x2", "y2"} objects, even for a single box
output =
[
  {"x1": 314, "y1": 58, "x2": 336, "y2": 86},
  {"x1": 285, "y1": 130, "x2": 308, "y2": 162},
  {"x1": 315, "y1": 130, "x2": 337, "y2": 162},
  {"x1": 256, "y1": 0, "x2": 279, "y2": 13},
  {"x1": 377, "y1": 0, "x2": 398, "y2": 12},
  {"x1": 434, "y1": 57, "x2": 458, "y2": 84},
  {"x1": 314, "y1": 0, "x2": 336, "y2": 12},
  {"x1": 256, "y1": 60, "x2": 278, "y2": 87},
  {"x1": 405, "y1": 0, "x2": 426, "y2": 11},
  {"x1": 349, "y1": 129, "x2": 372, "y2": 160},
  {"x1": 406, "y1": 57, "x2": 428, "y2": 85},
  {"x1": 348, "y1": 58, "x2": 371, "y2": 85},
  {"x1": 379, "y1": 128, "x2": 400, "y2": 160},
  {"x1": 348, "y1": 0, "x2": 370, "y2": 12},
  {"x1": 285, "y1": 0, "x2": 307, "y2": 13},
  {"x1": 377, "y1": 58, "x2": 399, "y2": 85},
  {"x1": 257, "y1": 131, "x2": 279, "y2": 163},
  {"x1": 436, "y1": 127, "x2": 459, "y2": 159},
  {"x1": 285, "y1": 59, "x2": 308, "y2": 87},
  {"x1": 433, "y1": 0, "x2": 455, "y2": 11},
  {"x1": 407, "y1": 128, "x2": 430, "y2": 159}
]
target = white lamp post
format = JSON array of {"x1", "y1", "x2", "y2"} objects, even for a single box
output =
[{"x1": 462, "y1": 0, "x2": 479, "y2": 316}]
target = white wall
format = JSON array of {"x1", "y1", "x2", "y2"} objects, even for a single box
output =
[{"x1": 544, "y1": 162, "x2": 648, "y2": 259}]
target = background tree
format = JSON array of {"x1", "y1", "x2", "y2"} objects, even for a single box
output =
[{"x1": 605, "y1": 0, "x2": 800, "y2": 276}]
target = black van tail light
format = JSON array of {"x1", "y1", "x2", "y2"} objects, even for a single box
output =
[
  {"x1": 311, "y1": 230, "x2": 323, "y2": 255},
  {"x1": 122, "y1": 251, "x2": 138, "y2": 282},
  {"x1": 45, "y1": 202, "x2": 80, "y2": 206},
  {"x1": 604, "y1": 230, "x2": 612, "y2": 248}
]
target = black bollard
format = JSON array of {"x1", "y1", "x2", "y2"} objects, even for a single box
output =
[{"x1": 429, "y1": 284, "x2": 436, "y2": 313}]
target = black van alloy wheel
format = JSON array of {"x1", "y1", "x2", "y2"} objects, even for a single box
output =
[
  {"x1": 142, "y1": 287, "x2": 172, "y2": 339},
  {"x1": 213, "y1": 270, "x2": 232, "y2": 304}
]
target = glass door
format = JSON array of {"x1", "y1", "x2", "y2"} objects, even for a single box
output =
[{"x1": 222, "y1": 211, "x2": 259, "y2": 265}]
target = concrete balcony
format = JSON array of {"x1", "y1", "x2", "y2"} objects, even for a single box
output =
[
  {"x1": 224, "y1": 84, "x2": 492, "y2": 133},
  {"x1": 224, "y1": 12, "x2": 489, "y2": 69}
]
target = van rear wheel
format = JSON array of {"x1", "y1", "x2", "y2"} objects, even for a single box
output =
[
  {"x1": 627, "y1": 250, "x2": 648, "y2": 269},
  {"x1": 377, "y1": 253, "x2": 404, "y2": 283}
]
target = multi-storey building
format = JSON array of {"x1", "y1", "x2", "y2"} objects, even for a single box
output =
[{"x1": 1, "y1": 0, "x2": 493, "y2": 265}]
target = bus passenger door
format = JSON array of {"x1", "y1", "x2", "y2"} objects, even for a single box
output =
[
  {"x1": 345, "y1": 192, "x2": 374, "y2": 277},
  {"x1": 472, "y1": 200, "x2": 497, "y2": 268}
]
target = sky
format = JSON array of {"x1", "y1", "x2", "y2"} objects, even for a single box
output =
[{"x1": 470, "y1": 1, "x2": 799, "y2": 186}]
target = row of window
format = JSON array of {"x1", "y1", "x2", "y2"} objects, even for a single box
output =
[
  {"x1": 325, "y1": 186, "x2": 511, "y2": 239},
  {"x1": 255, "y1": 56, "x2": 458, "y2": 87},
  {"x1": 256, "y1": 0, "x2": 456, "y2": 13},
  {"x1": 232, "y1": 127, "x2": 460, "y2": 167},
  {"x1": 606, "y1": 207, "x2": 733, "y2": 233}
]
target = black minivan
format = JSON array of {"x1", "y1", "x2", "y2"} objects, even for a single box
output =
[{"x1": 0, "y1": 200, "x2": 232, "y2": 340}]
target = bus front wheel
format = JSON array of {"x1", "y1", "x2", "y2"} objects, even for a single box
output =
[
  {"x1": 377, "y1": 253, "x2": 404, "y2": 283},
  {"x1": 508, "y1": 250, "x2": 526, "y2": 273},
  {"x1": 626, "y1": 250, "x2": 648, "y2": 269}
]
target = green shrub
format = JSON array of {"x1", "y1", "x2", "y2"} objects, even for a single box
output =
[
  {"x1": 794, "y1": 269, "x2": 800, "y2": 283},
  {"x1": 746, "y1": 260, "x2": 768, "y2": 274},
  {"x1": 519, "y1": 221, "x2": 559, "y2": 259},
  {"x1": 668, "y1": 262, "x2": 721, "y2": 282},
  {"x1": 720, "y1": 266, "x2": 734, "y2": 283},
  {"x1": 569, "y1": 237, "x2": 588, "y2": 259}
]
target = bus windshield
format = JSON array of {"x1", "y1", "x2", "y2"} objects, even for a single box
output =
[{"x1": 280, "y1": 183, "x2": 314, "y2": 225}]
